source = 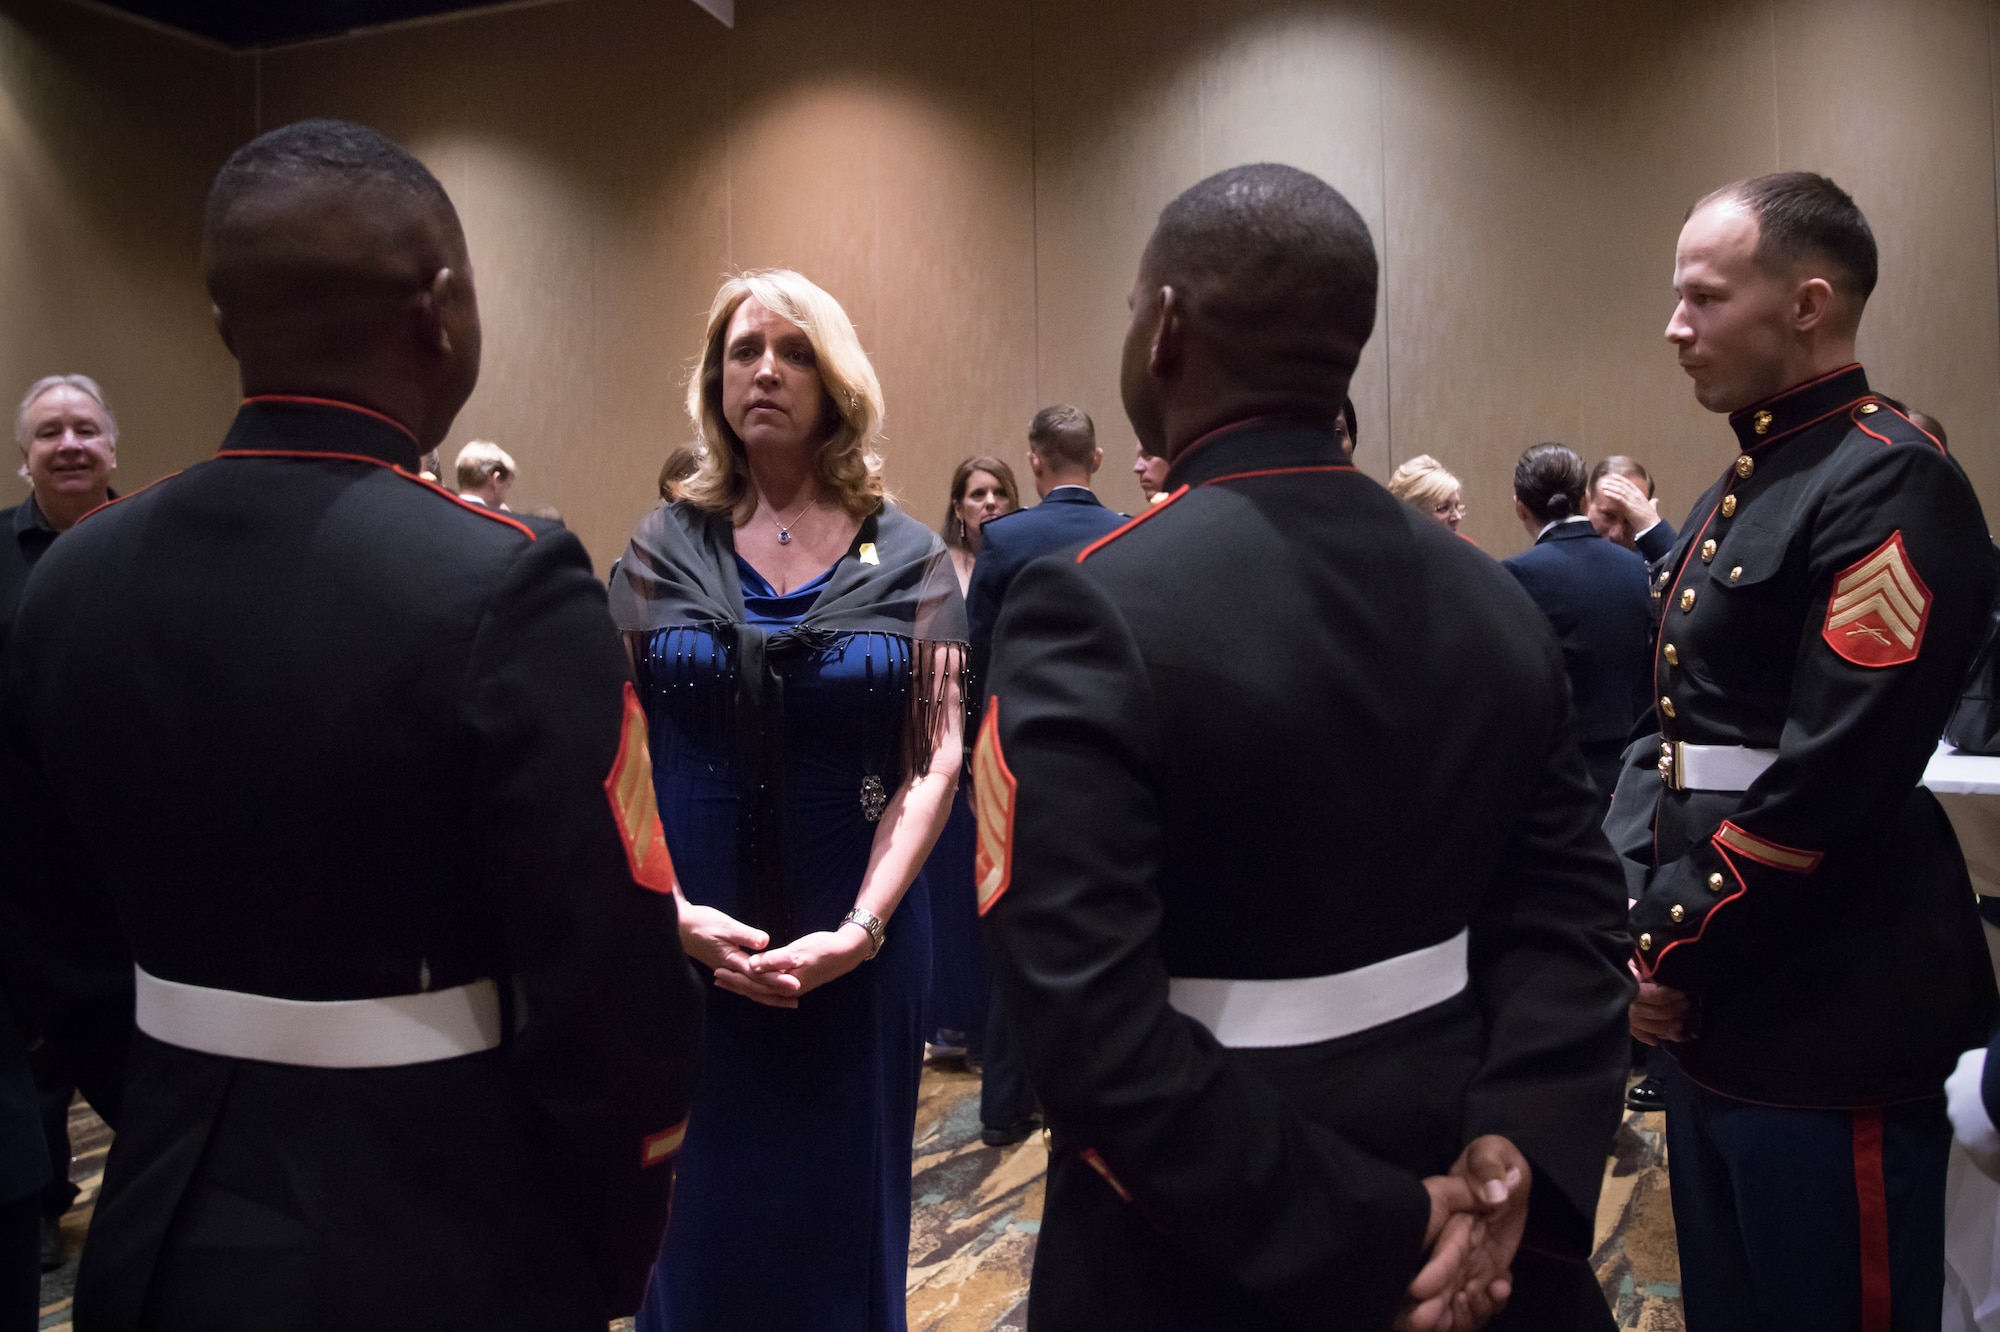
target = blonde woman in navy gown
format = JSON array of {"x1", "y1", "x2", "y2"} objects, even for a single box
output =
[{"x1": 611, "y1": 269, "x2": 966, "y2": 1332}]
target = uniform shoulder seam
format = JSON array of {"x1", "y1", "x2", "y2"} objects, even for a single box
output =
[
  {"x1": 73, "y1": 470, "x2": 184, "y2": 527},
  {"x1": 1077, "y1": 485, "x2": 1189, "y2": 562}
]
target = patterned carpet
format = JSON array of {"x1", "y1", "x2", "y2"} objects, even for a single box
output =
[{"x1": 40, "y1": 1066, "x2": 1679, "y2": 1330}]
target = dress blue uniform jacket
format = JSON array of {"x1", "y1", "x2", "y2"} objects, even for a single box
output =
[
  {"x1": 966, "y1": 486, "x2": 1126, "y2": 693},
  {"x1": 1503, "y1": 517, "x2": 1653, "y2": 798}
]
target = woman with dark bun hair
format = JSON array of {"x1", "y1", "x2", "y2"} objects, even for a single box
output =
[{"x1": 1502, "y1": 442, "x2": 1652, "y2": 806}]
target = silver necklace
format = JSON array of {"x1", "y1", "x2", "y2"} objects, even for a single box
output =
[{"x1": 766, "y1": 494, "x2": 815, "y2": 545}]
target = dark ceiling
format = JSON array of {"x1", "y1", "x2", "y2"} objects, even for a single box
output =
[{"x1": 89, "y1": 0, "x2": 548, "y2": 48}]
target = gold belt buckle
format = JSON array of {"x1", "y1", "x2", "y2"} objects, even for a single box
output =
[{"x1": 1657, "y1": 740, "x2": 1686, "y2": 791}]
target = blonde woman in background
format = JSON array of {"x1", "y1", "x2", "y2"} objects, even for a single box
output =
[
  {"x1": 610, "y1": 269, "x2": 966, "y2": 1332},
  {"x1": 1387, "y1": 453, "x2": 1467, "y2": 535}
]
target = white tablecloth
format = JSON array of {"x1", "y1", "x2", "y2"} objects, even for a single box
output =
[{"x1": 1936, "y1": 745, "x2": 2000, "y2": 1328}]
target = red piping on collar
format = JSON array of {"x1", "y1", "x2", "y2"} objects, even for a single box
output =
[
  {"x1": 242, "y1": 395, "x2": 420, "y2": 445},
  {"x1": 215, "y1": 448, "x2": 537, "y2": 541},
  {"x1": 1076, "y1": 485, "x2": 1188, "y2": 562},
  {"x1": 1733, "y1": 362, "x2": 1864, "y2": 419},
  {"x1": 1162, "y1": 414, "x2": 1295, "y2": 476},
  {"x1": 1202, "y1": 464, "x2": 1357, "y2": 485},
  {"x1": 1744, "y1": 398, "x2": 1872, "y2": 453},
  {"x1": 72, "y1": 471, "x2": 183, "y2": 528}
]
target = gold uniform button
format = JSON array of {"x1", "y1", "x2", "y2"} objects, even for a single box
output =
[
  {"x1": 1729, "y1": 566, "x2": 1743, "y2": 582},
  {"x1": 1664, "y1": 643, "x2": 1679, "y2": 665},
  {"x1": 1721, "y1": 495, "x2": 1738, "y2": 518},
  {"x1": 1708, "y1": 872, "x2": 1725, "y2": 893},
  {"x1": 1860, "y1": 402, "x2": 1879, "y2": 415},
  {"x1": 1639, "y1": 933, "x2": 1653, "y2": 950},
  {"x1": 1660, "y1": 696, "x2": 1676, "y2": 718},
  {"x1": 1680, "y1": 588, "x2": 1697, "y2": 612},
  {"x1": 1752, "y1": 410, "x2": 1773, "y2": 435},
  {"x1": 1735, "y1": 455, "x2": 1755, "y2": 479},
  {"x1": 1700, "y1": 538, "x2": 1717, "y2": 562},
  {"x1": 1670, "y1": 905, "x2": 1686, "y2": 923}
]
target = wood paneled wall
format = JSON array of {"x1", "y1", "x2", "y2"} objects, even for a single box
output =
[{"x1": 5, "y1": 0, "x2": 1999, "y2": 566}]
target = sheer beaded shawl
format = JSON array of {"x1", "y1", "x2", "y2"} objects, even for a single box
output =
[{"x1": 609, "y1": 498, "x2": 968, "y2": 936}]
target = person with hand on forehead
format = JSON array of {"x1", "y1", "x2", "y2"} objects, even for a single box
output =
[
  {"x1": 1585, "y1": 457, "x2": 1675, "y2": 565},
  {"x1": 1617, "y1": 172, "x2": 1996, "y2": 1332}
]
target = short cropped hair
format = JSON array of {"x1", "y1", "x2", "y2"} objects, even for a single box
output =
[
  {"x1": 1027, "y1": 405, "x2": 1096, "y2": 472},
  {"x1": 455, "y1": 440, "x2": 516, "y2": 489},
  {"x1": 681, "y1": 269, "x2": 885, "y2": 520},
  {"x1": 15, "y1": 375, "x2": 118, "y2": 449},
  {"x1": 206, "y1": 119, "x2": 454, "y2": 240},
  {"x1": 1386, "y1": 455, "x2": 1460, "y2": 514},
  {"x1": 1588, "y1": 454, "x2": 1653, "y2": 499},
  {"x1": 1514, "y1": 443, "x2": 1589, "y2": 525},
  {"x1": 1147, "y1": 164, "x2": 1377, "y2": 394},
  {"x1": 1696, "y1": 171, "x2": 1877, "y2": 305}
]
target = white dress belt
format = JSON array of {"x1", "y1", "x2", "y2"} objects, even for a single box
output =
[
  {"x1": 1168, "y1": 929, "x2": 1469, "y2": 1049},
  {"x1": 134, "y1": 965, "x2": 503, "y2": 1069},
  {"x1": 1670, "y1": 742, "x2": 1779, "y2": 792}
]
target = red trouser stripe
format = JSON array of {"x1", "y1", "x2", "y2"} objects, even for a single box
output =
[{"x1": 1852, "y1": 1107, "x2": 1891, "y2": 1332}]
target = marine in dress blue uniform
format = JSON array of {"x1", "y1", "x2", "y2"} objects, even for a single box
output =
[
  {"x1": 981, "y1": 165, "x2": 1632, "y2": 1331},
  {"x1": 1618, "y1": 173, "x2": 1997, "y2": 1331},
  {"x1": 965, "y1": 476, "x2": 1125, "y2": 1143},
  {"x1": 0, "y1": 122, "x2": 703, "y2": 1331}
]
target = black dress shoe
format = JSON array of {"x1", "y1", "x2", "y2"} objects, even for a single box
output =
[
  {"x1": 1626, "y1": 1076, "x2": 1667, "y2": 1113},
  {"x1": 980, "y1": 1119, "x2": 1038, "y2": 1147},
  {"x1": 39, "y1": 1215, "x2": 64, "y2": 1272}
]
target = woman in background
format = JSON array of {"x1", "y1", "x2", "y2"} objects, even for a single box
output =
[
  {"x1": 612, "y1": 269, "x2": 965, "y2": 1332},
  {"x1": 925, "y1": 457, "x2": 1019, "y2": 1062},
  {"x1": 1386, "y1": 453, "x2": 1466, "y2": 535}
]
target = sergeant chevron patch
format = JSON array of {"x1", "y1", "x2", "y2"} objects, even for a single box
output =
[
  {"x1": 605, "y1": 681, "x2": 678, "y2": 895},
  {"x1": 1824, "y1": 531, "x2": 1929, "y2": 667},
  {"x1": 972, "y1": 700, "x2": 1016, "y2": 916}
]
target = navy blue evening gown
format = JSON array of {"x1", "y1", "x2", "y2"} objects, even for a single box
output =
[
  {"x1": 634, "y1": 553, "x2": 933, "y2": 1332},
  {"x1": 922, "y1": 784, "x2": 986, "y2": 1056}
]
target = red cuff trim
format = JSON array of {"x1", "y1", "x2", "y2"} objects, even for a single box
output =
[
  {"x1": 1713, "y1": 820, "x2": 1823, "y2": 874},
  {"x1": 642, "y1": 1117, "x2": 688, "y2": 1168},
  {"x1": 1080, "y1": 1147, "x2": 1133, "y2": 1203}
]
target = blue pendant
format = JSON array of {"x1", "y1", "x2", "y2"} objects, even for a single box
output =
[{"x1": 778, "y1": 529, "x2": 791, "y2": 545}]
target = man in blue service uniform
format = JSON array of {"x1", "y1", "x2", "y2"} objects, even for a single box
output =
[
  {"x1": 978, "y1": 163, "x2": 1633, "y2": 1331},
  {"x1": 965, "y1": 403, "x2": 1125, "y2": 1146},
  {"x1": 0, "y1": 120, "x2": 703, "y2": 1331},
  {"x1": 1619, "y1": 172, "x2": 1997, "y2": 1330}
]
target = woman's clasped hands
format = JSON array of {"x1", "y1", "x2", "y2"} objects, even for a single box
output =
[{"x1": 676, "y1": 899, "x2": 874, "y2": 1009}]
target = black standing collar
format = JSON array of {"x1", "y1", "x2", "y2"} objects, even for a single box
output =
[
  {"x1": 1039, "y1": 485, "x2": 1104, "y2": 508},
  {"x1": 220, "y1": 396, "x2": 423, "y2": 471},
  {"x1": 1164, "y1": 416, "x2": 1350, "y2": 489},
  {"x1": 1726, "y1": 364, "x2": 1871, "y2": 454}
]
